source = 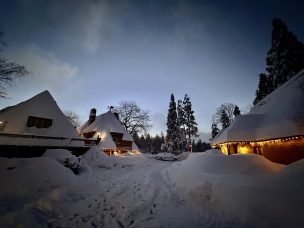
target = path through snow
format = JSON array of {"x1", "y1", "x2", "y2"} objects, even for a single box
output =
[{"x1": 1, "y1": 148, "x2": 303, "y2": 227}]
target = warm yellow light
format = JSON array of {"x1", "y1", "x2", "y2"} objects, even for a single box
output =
[
  {"x1": 220, "y1": 144, "x2": 229, "y2": 155},
  {"x1": 238, "y1": 145, "x2": 250, "y2": 154},
  {"x1": 97, "y1": 131, "x2": 106, "y2": 140}
]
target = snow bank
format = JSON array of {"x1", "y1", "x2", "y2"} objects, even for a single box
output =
[
  {"x1": 82, "y1": 146, "x2": 116, "y2": 169},
  {"x1": 153, "y1": 152, "x2": 184, "y2": 161},
  {"x1": 170, "y1": 150, "x2": 283, "y2": 177},
  {"x1": 165, "y1": 150, "x2": 303, "y2": 227},
  {"x1": 0, "y1": 156, "x2": 87, "y2": 227},
  {"x1": 1, "y1": 148, "x2": 303, "y2": 227}
]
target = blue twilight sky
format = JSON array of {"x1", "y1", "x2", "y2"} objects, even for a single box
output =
[{"x1": 0, "y1": 0, "x2": 304, "y2": 139}]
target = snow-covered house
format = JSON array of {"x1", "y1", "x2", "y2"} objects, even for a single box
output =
[
  {"x1": 78, "y1": 109, "x2": 139, "y2": 155},
  {"x1": 212, "y1": 70, "x2": 304, "y2": 164},
  {"x1": 0, "y1": 90, "x2": 84, "y2": 156}
]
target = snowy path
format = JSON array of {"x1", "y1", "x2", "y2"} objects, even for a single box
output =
[
  {"x1": 1, "y1": 149, "x2": 303, "y2": 228},
  {"x1": 58, "y1": 155, "x2": 234, "y2": 228}
]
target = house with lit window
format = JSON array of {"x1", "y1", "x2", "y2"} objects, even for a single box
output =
[
  {"x1": 78, "y1": 109, "x2": 139, "y2": 156},
  {"x1": 0, "y1": 90, "x2": 84, "y2": 156},
  {"x1": 212, "y1": 69, "x2": 304, "y2": 164}
]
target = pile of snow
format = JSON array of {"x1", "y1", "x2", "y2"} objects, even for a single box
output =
[
  {"x1": 168, "y1": 149, "x2": 283, "y2": 177},
  {"x1": 0, "y1": 155, "x2": 90, "y2": 227},
  {"x1": 165, "y1": 150, "x2": 303, "y2": 227},
  {"x1": 0, "y1": 148, "x2": 303, "y2": 227},
  {"x1": 153, "y1": 152, "x2": 184, "y2": 161},
  {"x1": 82, "y1": 146, "x2": 116, "y2": 169}
]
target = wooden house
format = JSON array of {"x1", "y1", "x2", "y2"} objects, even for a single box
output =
[
  {"x1": 212, "y1": 70, "x2": 304, "y2": 164},
  {"x1": 0, "y1": 91, "x2": 85, "y2": 156},
  {"x1": 78, "y1": 109, "x2": 139, "y2": 156}
]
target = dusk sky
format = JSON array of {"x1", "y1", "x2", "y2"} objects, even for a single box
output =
[{"x1": 1, "y1": 0, "x2": 304, "y2": 139}]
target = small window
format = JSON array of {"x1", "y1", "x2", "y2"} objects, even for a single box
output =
[{"x1": 27, "y1": 116, "x2": 52, "y2": 128}]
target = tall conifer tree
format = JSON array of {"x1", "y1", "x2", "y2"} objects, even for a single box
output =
[
  {"x1": 211, "y1": 122, "x2": 219, "y2": 139},
  {"x1": 166, "y1": 94, "x2": 178, "y2": 152},
  {"x1": 183, "y1": 94, "x2": 198, "y2": 151},
  {"x1": 177, "y1": 99, "x2": 187, "y2": 151},
  {"x1": 254, "y1": 18, "x2": 304, "y2": 104},
  {"x1": 220, "y1": 109, "x2": 230, "y2": 129},
  {"x1": 267, "y1": 18, "x2": 304, "y2": 88}
]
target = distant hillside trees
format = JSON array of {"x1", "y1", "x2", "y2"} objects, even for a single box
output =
[
  {"x1": 114, "y1": 101, "x2": 151, "y2": 135},
  {"x1": 166, "y1": 93, "x2": 198, "y2": 153},
  {"x1": 192, "y1": 139, "x2": 211, "y2": 152},
  {"x1": 135, "y1": 133, "x2": 210, "y2": 153},
  {"x1": 0, "y1": 28, "x2": 28, "y2": 98},
  {"x1": 134, "y1": 132, "x2": 165, "y2": 153},
  {"x1": 254, "y1": 18, "x2": 304, "y2": 105}
]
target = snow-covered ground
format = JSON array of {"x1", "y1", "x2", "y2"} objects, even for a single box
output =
[{"x1": 0, "y1": 148, "x2": 303, "y2": 227}]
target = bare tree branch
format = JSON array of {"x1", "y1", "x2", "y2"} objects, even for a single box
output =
[
  {"x1": 114, "y1": 101, "x2": 152, "y2": 135},
  {"x1": 65, "y1": 111, "x2": 81, "y2": 128},
  {"x1": 0, "y1": 29, "x2": 29, "y2": 98}
]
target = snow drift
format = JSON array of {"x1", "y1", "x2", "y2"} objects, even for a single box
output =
[{"x1": 0, "y1": 149, "x2": 303, "y2": 227}]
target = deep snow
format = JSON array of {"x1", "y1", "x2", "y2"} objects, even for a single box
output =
[{"x1": 0, "y1": 148, "x2": 303, "y2": 228}]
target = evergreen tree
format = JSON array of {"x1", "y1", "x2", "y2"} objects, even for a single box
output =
[
  {"x1": 253, "y1": 73, "x2": 273, "y2": 105},
  {"x1": 139, "y1": 134, "x2": 147, "y2": 152},
  {"x1": 132, "y1": 132, "x2": 141, "y2": 148},
  {"x1": 160, "y1": 131, "x2": 165, "y2": 144},
  {"x1": 176, "y1": 99, "x2": 187, "y2": 151},
  {"x1": 152, "y1": 134, "x2": 163, "y2": 153},
  {"x1": 220, "y1": 109, "x2": 230, "y2": 129},
  {"x1": 254, "y1": 18, "x2": 304, "y2": 104},
  {"x1": 183, "y1": 94, "x2": 198, "y2": 150},
  {"x1": 166, "y1": 94, "x2": 179, "y2": 152},
  {"x1": 267, "y1": 18, "x2": 304, "y2": 88},
  {"x1": 145, "y1": 133, "x2": 153, "y2": 152},
  {"x1": 233, "y1": 105, "x2": 241, "y2": 117},
  {"x1": 211, "y1": 122, "x2": 219, "y2": 139},
  {"x1": 202, "y1": 142, "x2": 211, "y2": 151},
  {"x1": 195, "y1": 139, "x2": 203, "y2": 152}
]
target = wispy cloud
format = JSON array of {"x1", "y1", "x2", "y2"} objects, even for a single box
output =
[{"x1": 4, "y1": 44, "x2": 78, "y2": 98}]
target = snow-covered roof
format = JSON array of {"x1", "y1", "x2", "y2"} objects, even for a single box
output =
[
  {"x1": 78, "y1": 111, "x2": 138, "y2": 150},
  {"x1": 212, "y1": 69, "x2": 304, "y2": 145},
  {"x1": 0, "y1": 90, "x2": 82, "y2": 146},
  {"x1": 212, "y1": 114, "x2": 265, "y2": 144}
]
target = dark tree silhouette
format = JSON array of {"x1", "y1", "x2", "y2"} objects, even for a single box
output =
[
  {"x1": 0, "y1": 28, "x2": 28, "y2": 98},
  {"x1": 211, "y1": 122, "x2": 219, "y2": 139},
  {"x1": 166, "y1": 93, "x2": 179, "y2": 152},
  {"x1": 65, "y1": 111, "x2": 81, "y2": 128},
  {"x1": 233, "y1": 105, "x2": 241, "y2": 117},
  {"x1": 114, "y1": 101, "x2": 151, "y2": 135},
  {"x1": 254, "y1": 18, "x2": 304, "y2": 104}
]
